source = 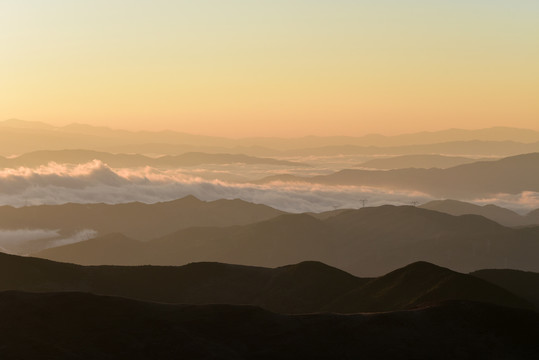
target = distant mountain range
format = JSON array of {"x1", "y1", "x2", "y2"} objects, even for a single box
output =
[
  {"x1": 0, "y1": 253, "x2": 535, "y2": 313},
  {"x1": 420, "y1": 200, "x2": 539, "y2": 227},
  {"x1": 357, "y1": 154, "x2": 485, "y2": 169},
  {"x1": 0, "y1": 196, "x2": 284, "y2": 242},
  {"x1": 1, "y1": 291, "x2": 536, "y2": 359},
  {"x1": 2, "y1": 119, "x2": 539, "y2": 155},
  {"x1": 0, "y1": 149, "x2": 303, "y2": 168},
  {"x1": 256, "y1": 153, "x2": 539, "y2": 198},
  {"x1": 107, "y1": 140, "x2": 539, "y2": 157},
  {"x1": 32, "y1": 205, "x2": 539, "y2": 275}
]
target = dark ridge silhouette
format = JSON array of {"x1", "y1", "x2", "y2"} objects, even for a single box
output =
[
  {"x1": 471, "y1": 269, "x2": 539, "y2": 309},
  {"x1": 0, "y1": 252, "x2": 533, "y2": 313},
  {"x1": 324, "y1": 261, "x2": 532, "y2": 312},
  {"x1": 357, "y1": 154, "x2": 481, "y2": 169},
  {"x1": 0, "y1": 252, "x2": 365, "y2": 313},
  {"x1": 420, "y1": 199, "x2": 538, "y2": 227},
  {"x1": 0, "y1": 291, "x2": 537, "y2": 359},
  {"x1": 255, "y1": 153, "x2": 539, "y2": 197},
  {"x1": 2, "y1": 149, "x2": 304, "y2": 167},
  {"x1": 33, "y1": 206, "x2": 539, "y2": 275},
  {"x1": 0, "y1": 196, "x2": 284, "y2": 240}
]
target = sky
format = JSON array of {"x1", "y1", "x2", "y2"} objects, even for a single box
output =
[{"x1": 1, "y1": 0, "x2": 538, "y2": 137}]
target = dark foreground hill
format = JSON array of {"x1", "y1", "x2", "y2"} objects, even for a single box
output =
[
  {"x1": 471, "y1": 269, "x2": 539, "y2": 309},
  {"x1": 0, "y1": 196, "x2": 284, "y2": 240},
  {"x1": 34, "y1": 206, "x2": 539, "y2": 275},
  {"x1": 0, "y1": 252, "x2": 533, "y2": 313},
  {"x1": 0, "y1": 291, "x2": 537, "y2": 360},
  {"x1": 256, "y1": 153, "x2": 539, "y2": 198}
]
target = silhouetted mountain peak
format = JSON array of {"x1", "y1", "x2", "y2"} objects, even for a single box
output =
[
  {"x1": 385, "y1": 261, "x2": 453, "y2": 280},
  {"x1": 175, "y1": 195, "x2": 203, "y2": 205},
  {"x1": 277, "y1": 261, "x2": 358, "y2": 279}
]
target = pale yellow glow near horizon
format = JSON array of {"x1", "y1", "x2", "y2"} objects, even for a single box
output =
[{"x1": 1, "y1": 1, "x2": 538, "y2": 137}]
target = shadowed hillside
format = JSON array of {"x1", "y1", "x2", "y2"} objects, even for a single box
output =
[
  {"x1": 0, "y1": 252, "x2": 534, "y2": 313},
  {"x1": 324, "y1": 262, "x2": 532, "y2": 312},
  {"x1": 34, "y1": 206, "x2": 539, "y2": 275},
  {"x1": 0, "y1": 196, "x2": 284, "y2": 240},
  {"x1": 0, "y1": 253, "x2": 367, "y2": 313},
  {"x1": 472, "y1": 269, "x2": 539, "y2": 309},
  {"x1": 420, "y1": 199, "x2": 539, "y2": 227}
]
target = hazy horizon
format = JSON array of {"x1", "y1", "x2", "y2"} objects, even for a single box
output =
[
  {"x1": 3, "y1": 118, "x2": 539, "y2": 139},
  {"x1": 2, "y1": 1, "x2": 538, "y2": 137}
]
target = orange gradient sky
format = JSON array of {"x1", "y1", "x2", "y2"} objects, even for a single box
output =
[{"x1": 1, "y1": 1, "x2": 538, "y2": 137}]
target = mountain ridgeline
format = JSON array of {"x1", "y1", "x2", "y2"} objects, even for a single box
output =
[
  {"x1": 256, "y1": 152, "x2": 539, "y2": 198},
  {"x1": 2, "y1": 120, "x2": 539, "y2": 156},
  {"x1": 32, "y1": 205, "x2": 539, "y2": 276},
  {"x1": 0, "y1": 149, "x2": 304, "y2": 168},
  {"x1": 356, "y1": 154, "x2": 483, "y2": 169},
  {"x1": 420, "y1": 199, "x2": 539, "y2": 227},
  {"x1": 0, "y1": 252, "x2": 535, "y2": 313},
  {"x1": 0, "y1": 196, "x2": 284, "y2": 240}
]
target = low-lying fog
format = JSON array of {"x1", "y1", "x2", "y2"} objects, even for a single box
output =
[{"x1": 0, "y1": 160, "x2": 537, "y2": 214}]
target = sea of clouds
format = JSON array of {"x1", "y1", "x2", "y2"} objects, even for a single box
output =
[{"x1": 0, "y1": 161, "x2": 537, "y2": 214}]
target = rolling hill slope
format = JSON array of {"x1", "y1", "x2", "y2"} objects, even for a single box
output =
[
  {"x1": 3, "y1": 252, "x2": 534, "y2": 313},
  {"x1": 471, "y1": 269, "x2": 539, "y2": 309},
  {"x1": 0, "y1": 196, "x2": 284, "y2": 240},
  {"x1": 34, "y1": 205, "x2": 539, "y2": 275},
  {"x1": 420, "y1": 199, "x2": 538, "y2": 227}
]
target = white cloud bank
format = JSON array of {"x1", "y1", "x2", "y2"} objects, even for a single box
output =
[
  {"x1": 0, "y1": 229, "x2": 59, "y2": 253},
  {"x1": 0, "y1": 161, "x2": 537, "y2": 214},
  {"x1": 0, "y1": 228, "x2": 97, "y2": 255}
]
